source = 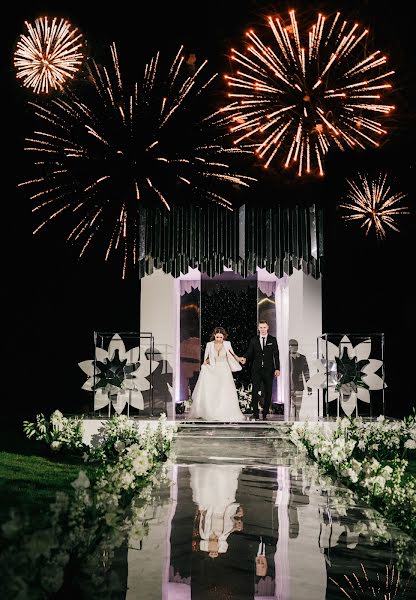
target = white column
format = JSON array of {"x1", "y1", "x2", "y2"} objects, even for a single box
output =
[
  {"x1": 140, "y1": 269, "x2": 175, "y2": 413},
  {"x1": 127, "y1": 464, "x2": 176, "y2": 599},
  {"x1": 288, "y1": 269, "x2": 322, "y2": 420},
  {"x1": 256, "y1": 267, "x2": 322, "y2": 419},
  {"x1": 275, "y1": 276, "x2": 290, "y2": 413},
  {"x1": 274, "y1": 466, "x2": 290, "y2": 599}
]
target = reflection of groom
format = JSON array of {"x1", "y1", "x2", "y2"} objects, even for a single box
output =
[{"x1": 241, "y1": 320, "x2": 280, "y2": 420}]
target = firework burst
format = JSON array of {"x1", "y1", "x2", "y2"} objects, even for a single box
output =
[
  {"x1": 218, "y1": 10, "x2": 395, "y2": 176},
  {"x1": 20, "y1": 44, "x2": 255, "y2": 277},
  {"x1": 14, "y1": 16, "x2": 85, "y2": 94},
  {"x1": 339, "y1": 172, "x2": 409, "y2": 239},
  {"x1": 330, "y1": 563, "x2": 415, "y2": 599}
]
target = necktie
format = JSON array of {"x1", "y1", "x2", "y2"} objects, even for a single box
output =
[{"x1": 262, "y1": 337, "x2": 265, "y2": 350}]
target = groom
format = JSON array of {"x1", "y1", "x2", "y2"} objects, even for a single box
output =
[{"x1": 241, "y1": 320, "x2": 280, "y2": 420}]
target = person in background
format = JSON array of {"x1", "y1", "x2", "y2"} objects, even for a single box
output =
[{"x1": 289, "y1": 339, "x2": 311, "y2": 419}]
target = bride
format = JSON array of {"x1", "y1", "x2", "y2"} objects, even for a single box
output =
[
  {"x1": 188, "y1": 327, "x2": 246, "y2": 421},
  {"x1": 190, "y1": 464, "x2": 244, "y2": 557}
]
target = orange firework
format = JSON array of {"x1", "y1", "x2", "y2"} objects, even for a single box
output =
[
  {"x1": 14, "y1": 16, "x2": 84, "y2": 94},
  {"x1": 340, "y1": 172, "x2": 409, "y2": 239},
  {"x1": 20, "y1": 44, "x2": 255, "y2": 277},
  {"x1": 218, "y1": 10, "x2": 395, "y2": 176},
  {"x1": 330, "y1": 563, "x2": 415, "y2": 599}
]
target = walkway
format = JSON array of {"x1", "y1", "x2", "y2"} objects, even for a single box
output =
[{"x1": 124, "y1": 423, "x2": 416, "y2": 599}]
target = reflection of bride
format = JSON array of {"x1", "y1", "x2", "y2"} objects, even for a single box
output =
[
  {"x1": 190, "y1": 464, "x2": 243, "y2": 557},
  {"x1": 188, "y1": 327, "x2": 246, "y2": 421}
]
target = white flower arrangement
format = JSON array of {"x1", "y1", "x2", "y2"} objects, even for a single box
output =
[
  {"x1": 23, "y1": 410, "x2": 87, "y2": 454},
  {"x1": 2, "y1": 413, "x2": 176, "y2": 598},
  {"x1": 237, "y1": 384, "x2": 252, "y2": 413},
  {"x1": 184, "y1": 397, "x2": 193, "y2": 411},
  {"x1": 290, "y1": 413, "x2": 416, "y2": 540},
  {"x1": 285, "y1": 442, "x2": 415, "y2": 574},
  {"x1": 289, "y1": 421, "x2": 416, "y2": 575}
]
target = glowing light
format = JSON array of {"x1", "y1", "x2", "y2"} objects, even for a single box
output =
[
  {"x1": 218, "y1": 10, "x2": 395, "y2": 176},
  {"x1": 21, "y1": 44, "x2": 255, "y2": 277},
  {"x1": 14, "y1": 16, "x2": 84, "y2": 94},
  {"x1": 339, "y1": 172, "x2": 409, "y2": 238},
  {"x1": 330, "y1": 563, "x2": 415, "y2": 599}
]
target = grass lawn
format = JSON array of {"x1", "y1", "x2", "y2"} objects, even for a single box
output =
[
  {"x1": 0, "y1": 418, "x2": 96, "y2": 532},
  {"x1": 1, "y1": 417, "x2": 414, "y2": 538},
  {"x1": 406, "y1": 457, "x2": 416, "y2": 478}
]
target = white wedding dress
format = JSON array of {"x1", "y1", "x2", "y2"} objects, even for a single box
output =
[
  {"x1": 189, "y1": 346, "x2": 246, "y2": 421},
  {"x1": 189, "y1": 464, "x2": 243, "y2": 554}
]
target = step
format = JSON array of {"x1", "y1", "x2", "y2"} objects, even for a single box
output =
[{"x1": 175, "y1": 423, "x2": 294, "y2": 437}]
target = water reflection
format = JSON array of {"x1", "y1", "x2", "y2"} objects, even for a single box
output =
[
  {"x1": 190, "y1": 464, "x2": 243, "y2": 557},
  {"x1": 2, "y1": 443, "x2": 416, "y2": 599},
  {"x1": 168, "y1": 463, "x2": 279, "y2": 599},
  {"x1": 162, "y1": 459, "x2": 415, "y2": 600}
]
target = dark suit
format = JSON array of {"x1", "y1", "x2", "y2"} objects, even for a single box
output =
[
  {"x1": 290, "y1": 353, "x2": 311, "y2": 392},
  {"x1": 244, "y1": 335, "x2": 280, "y2": 418},
  {"x1": 289, "y1": 352, "x2": 311, "y2": 418}
]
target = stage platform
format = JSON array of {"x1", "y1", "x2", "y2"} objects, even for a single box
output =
[{"x1": 80, "y1": 416, "x2": 340, "y2": 447}]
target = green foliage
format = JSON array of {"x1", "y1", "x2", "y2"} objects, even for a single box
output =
[
  {"x1": 237, "y1": 384, "x2": 253, "y2": 413},
  {"x1": 1, "y1": 414, "x2": 175, "y2": 598},
  {"x1": 87, "y1": 413, "x2": 174, "y2": 465},
  {"x1": 335, "y1": 414, "x2": 416, "y2": 463},
  {"x1": 292, "y1": 416, "x2": 416, "y2": 539},
  {"x1": 0, "y1": 451, "x2": 96, "y2": 531},
  {"x1": 23, "y1": 410, "x2": 88, "y2": 455}
]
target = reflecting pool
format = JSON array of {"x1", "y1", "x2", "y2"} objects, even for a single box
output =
[{"x1": 2, "y1": 424, "x2": 415, "y2": 599}]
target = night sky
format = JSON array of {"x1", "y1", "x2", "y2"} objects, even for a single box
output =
[{"x1": 5, "y1": 1, "x2": 415, "y2": 419}]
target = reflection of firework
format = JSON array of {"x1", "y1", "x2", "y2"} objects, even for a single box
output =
[
  {"x1": 21, "y1": 44, "x2": 255, "y2": 276},
  {"x1": 219, "y1": 10, "x2": 395, "y2": 176},
  {"x1": 14, "y1": 17, "x2": 84, "y2": 94},
  {"x1": 330, "y1": 563, "x2": 415, "y2": 599},
  {"x1": 340, "y1": 173, "x2": 409, "y2": 238}
]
